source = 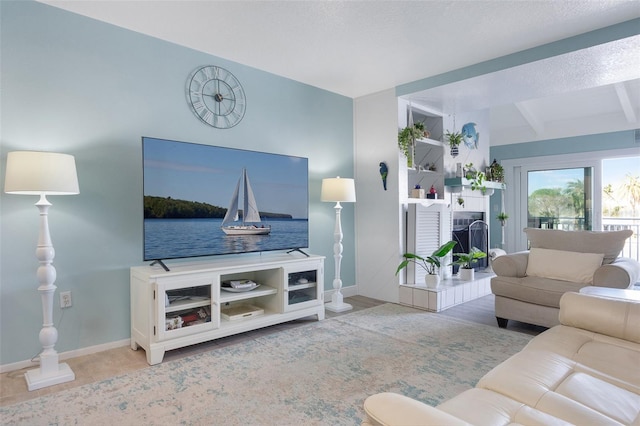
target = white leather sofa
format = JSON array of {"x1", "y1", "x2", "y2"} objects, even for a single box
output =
[{"x1": 362, "y1": 292, "x2": 640, "y2": 425}]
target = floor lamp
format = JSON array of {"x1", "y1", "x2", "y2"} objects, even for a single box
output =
[
  {"x1": 321, "y1": 176, "x2": 356, "y2": 313},
  {"x1": 4, "y1": 151, "x2": 79, "y2": 391}
]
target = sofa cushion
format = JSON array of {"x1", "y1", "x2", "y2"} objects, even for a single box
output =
[
  {"x1": 525, "y1": 326, "x2": 640, "y2": 393},
  {"x1": 477, "y1": 347, "x2": 640, "y2": 425},
  {"x1": 491, "y1": 275, "x2": 584, "y2": 308},
  {"x1": 525, "y1": 248, "x2": 604, "y2": 284},
  {"x1": 436, "y1": 388, "x2": 569, "y2": 426},
  {"x1": 524, "y1": 228, "x2": 632, "y2": 264}
]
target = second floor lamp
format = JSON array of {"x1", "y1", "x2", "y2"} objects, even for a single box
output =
[{"x1": 321, "y1": 176, "x2": 356, "y2": 313}]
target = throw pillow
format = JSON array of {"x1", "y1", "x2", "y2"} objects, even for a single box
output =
[
  {"x1": 524, "y1": 228, "x2": 632, "y2": 264},
  {"x1": 526, "y1": 248, "x2": 604, "y2": 284}
]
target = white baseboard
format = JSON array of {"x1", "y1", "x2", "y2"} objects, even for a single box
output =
[
  {"x1": 324, "y1": 284, "x2": 357, "y2": 301},
  {"x1": 1, "y1": 338, "x2": 131, "y2": 374},
  {"x1": 3, "y1": 288, "x2": 361, "y2": 374}
]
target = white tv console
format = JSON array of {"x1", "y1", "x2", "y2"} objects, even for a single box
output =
[{"x1": 130, "y1": 254, "x2": 325, "y2": 365}]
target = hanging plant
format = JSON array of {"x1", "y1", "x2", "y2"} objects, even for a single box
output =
[
  {"x1": 497, "y1": 212, "x2": 509, "y2": 226},
  {"x1": 398, "y1": 124, "x2": 424, "y2": 167},
  {"x1": 446, "y1": 130, "x2": 463, "y2": 158}
]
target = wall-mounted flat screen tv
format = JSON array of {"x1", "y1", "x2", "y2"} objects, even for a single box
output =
[{"x1": 142, "y1": 137, "x2": 309, "y2": 261}]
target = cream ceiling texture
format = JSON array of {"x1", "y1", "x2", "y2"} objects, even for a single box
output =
[{"x1": 39, "y1": 1, "x2": 640, "y2": 144}]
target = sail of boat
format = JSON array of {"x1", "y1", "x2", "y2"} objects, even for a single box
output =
[{"x1": 221, "y1": 168, "x2": 271, "y2": 235}]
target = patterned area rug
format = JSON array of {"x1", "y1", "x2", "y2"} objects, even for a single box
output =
[{"x1": 1, "y1": 304, "x2": 533, "y2": 425}]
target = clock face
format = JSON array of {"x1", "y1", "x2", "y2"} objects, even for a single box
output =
[{"x1": 186, "y1": 66, "x2": 246, "y2": 129}]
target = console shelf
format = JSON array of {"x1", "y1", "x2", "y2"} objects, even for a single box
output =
[
  {"x1": 130, "y1": 254, "x2": 324, "y2": 364},
  {"x1": 165, "y1": 298, "x2": 211, "y2": 313},
  {"x1": 220, "y1": 286, "x2": 278, "y2": 303}
]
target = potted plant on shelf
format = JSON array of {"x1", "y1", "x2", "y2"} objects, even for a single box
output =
[
  {"x1": 398, "y1": 124, "x2": 425, "y2": 168},
  {"x1": 452, "y1": 247, "x2": 487, "y2": 281},
  {"x1": 464, "y1": 163, "x2": 476, "y2": 179},
  {"x1": 396, "y1": 241, "x2": 457, "y2": 288},
  {"x1": 489, "y1": 159, "x2": 505, "y2": 184},
  {"x1": 446, "y1": 130, "x2": 463, "y2": 157}
]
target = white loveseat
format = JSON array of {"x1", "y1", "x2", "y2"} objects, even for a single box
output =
[{"x1": 362, "y1": 292, "x2": 640, "y2": 425}]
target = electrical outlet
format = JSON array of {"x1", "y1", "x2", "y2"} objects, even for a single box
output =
[{"x1": 60, "y1": 291, "x2": 72, "y2": 308}]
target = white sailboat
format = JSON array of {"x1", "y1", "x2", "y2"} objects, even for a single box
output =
[{"x1": 221, "y1": 168, "x2": 271, "y2": 235}]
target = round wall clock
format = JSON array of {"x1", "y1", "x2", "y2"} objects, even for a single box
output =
[{"x1": 186, "y1": 66, "x2": 246, "y2": 129}]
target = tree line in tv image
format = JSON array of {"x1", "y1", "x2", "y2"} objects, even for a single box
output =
[{"x1": 144, "y1": 196, "x2": 293, "y2": 220}]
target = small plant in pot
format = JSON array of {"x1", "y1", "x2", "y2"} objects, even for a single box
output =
[
  {"x1": 489, "y1": 159, "x2": 505, "y2": 183},
  {"x1": 452, "y1": 247, "x2": 487, "y2": 281},
  {"x1": 396, "y1": 241, "x2": 457, "y2": 288},
  {"x1": 464, "y1": 162, "x2": 476, "y2": 179},
  {"x1": 497, "y1": 212, "x2": 509, "y2": 226}
]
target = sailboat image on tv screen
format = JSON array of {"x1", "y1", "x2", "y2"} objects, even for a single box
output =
[{"x1": 221, "y1": 168, "x2": 271, "y2": 236}]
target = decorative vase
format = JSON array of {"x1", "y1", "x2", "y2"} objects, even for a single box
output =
[
  {"x1": 450, "y1": 145, "x2": 459, "y2": 158},
  {"x1": 459, "y1": 268, "x2": 474, "y2": 281},
  {"x1": 424, "y1": 274, "x2": 440, "y2": 288}
]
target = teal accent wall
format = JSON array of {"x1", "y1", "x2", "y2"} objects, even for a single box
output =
[
  {"x1": 0, "y1": 1, "x2": 353, "y2": 364},
  {"x1": 488, "y1": 130, "x2": 640, "y2": 246}
]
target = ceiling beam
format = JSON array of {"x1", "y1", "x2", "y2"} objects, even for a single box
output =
[
  {"x1": 514, "y1": 101, "x2": 545, "y2": 136},
  {"x1": 613, "y1": 82, "x2": 637, "y2": 123}
]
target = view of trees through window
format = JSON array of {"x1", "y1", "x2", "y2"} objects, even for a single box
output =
[
  {"x1": 603, "y1": 157, "x2": 640, "y2": 218},
  {"x1": 528, "y1": 168, "x2": 593, "y2": 230},
  {"x1": 526, "y1": 156, "x2": 639, "y2": 260}
]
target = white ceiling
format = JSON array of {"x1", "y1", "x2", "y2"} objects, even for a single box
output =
[{"x1": 39, "y1": 1, "x2": 640, "y2": 144}]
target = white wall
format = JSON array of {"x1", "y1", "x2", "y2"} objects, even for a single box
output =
[{"x1": 354, "y1": 90, "x2": 402, "y2": 302}]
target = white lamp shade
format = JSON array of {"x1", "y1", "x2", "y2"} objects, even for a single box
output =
[
  {"x1": 4, "y1": 151, "x2": 79, "y2": 195},
  {"x1": 321, "y1": 177, "x2": 356, "y2": 203}
]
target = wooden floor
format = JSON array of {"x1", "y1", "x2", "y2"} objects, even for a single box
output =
[{"x1": 0, "y1": 294, "x2": 544, "y2": 407}]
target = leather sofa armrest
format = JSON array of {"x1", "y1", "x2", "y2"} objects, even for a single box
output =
[
  {"x1": 559, "y1": 292, "x2": 640, "y2": 343},
  {"x1": 593, "y1": 257, "x2": 640, "y2": 288},
  {"x1": 492, "y1": 251, "x2": 529, "y2": 278},
  {"x1": 362, "y1": 393, "x2": 471, "y2": 426}
]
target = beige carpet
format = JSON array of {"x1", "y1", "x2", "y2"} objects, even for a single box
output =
[{"x1": 1, "y1": 303, "x2": 533, "y2": 425}]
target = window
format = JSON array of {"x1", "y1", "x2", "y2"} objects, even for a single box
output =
[
  {"x1": 602, "y1": 156, "x2": 640, "y2": 260},
  {"x1": 527, "y1": 167, "x2": 593, "y2": 231},
  {"x1": 502, "y1": 148, "x2": 638, "y2": 260}
]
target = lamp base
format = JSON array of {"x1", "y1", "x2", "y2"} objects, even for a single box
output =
[
  {"x1": 25, "y1": 362, "x2": 75, "y2": 391},
  {"x1": 325, "y1": 291, "x2": 353, "y2": 313}
]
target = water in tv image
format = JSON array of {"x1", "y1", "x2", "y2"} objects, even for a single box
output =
[{"x1": 143, "y1": 137, "x2": 309, "y2": 260}]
